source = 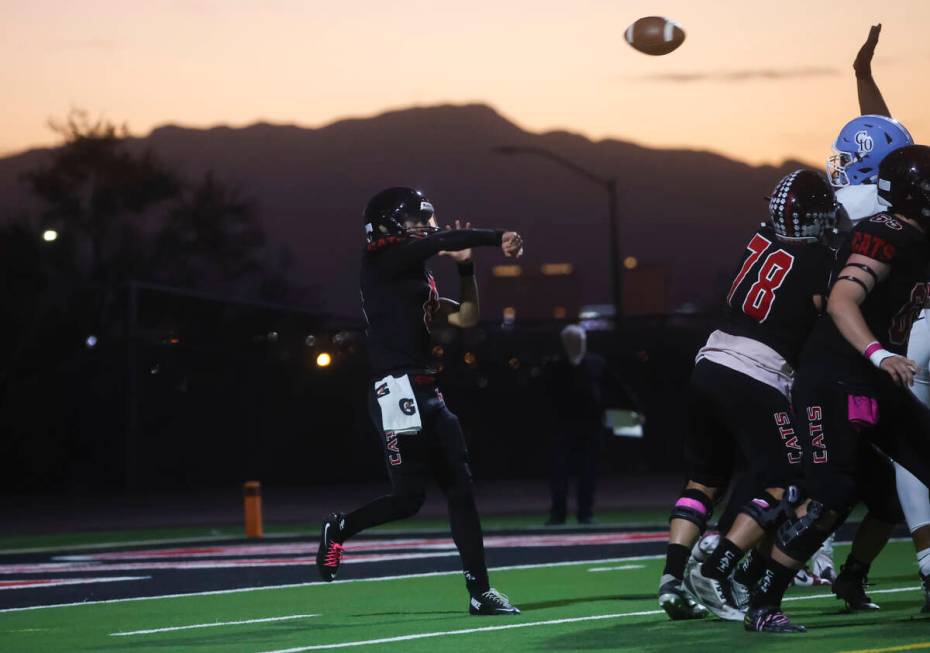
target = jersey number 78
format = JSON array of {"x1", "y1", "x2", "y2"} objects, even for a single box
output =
[{"x1": 726, "y1": 233, "x2": 795, "y2": 323}]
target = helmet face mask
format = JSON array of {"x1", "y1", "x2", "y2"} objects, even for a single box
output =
[
  {"x1": 768, "y1": 169, "x2": 838, "y2": 243},
  {"x1": 401, "y1": 213, "x2": 440, "y2": 238},
  {"x1": 826, "y1": 149, "x2": 856, "y2": 187}
]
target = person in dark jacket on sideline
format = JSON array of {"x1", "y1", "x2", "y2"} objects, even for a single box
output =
[{"x1": 544, "y1": 324, "x2": 641, "y2": 525}]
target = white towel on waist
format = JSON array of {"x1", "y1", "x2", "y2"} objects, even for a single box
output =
[{"x1": 374, "y1": 373, "x2": 422, "y2": 434}]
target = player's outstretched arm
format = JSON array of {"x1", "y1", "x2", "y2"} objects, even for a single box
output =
[
  {"x1": 379, "y1": 226, "x2": 522, "y2": 273},
  {"x1": 855, "y1": 24, "x2": 892, "y2": 117},
  {"x1": 828, "y1": 253, "x2": 918, "y2": 386}
]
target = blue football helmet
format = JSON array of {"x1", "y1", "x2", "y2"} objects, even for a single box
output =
[{"x1": 827, "y1": 115, "x2": 913, "y2": 187}]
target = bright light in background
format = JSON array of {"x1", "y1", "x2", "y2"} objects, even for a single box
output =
[
  {"x1": 85, "y1": 335, "x2": 97, "y2": 348},
  {"x1": 624, "y1": 256, "x2": 639, "y2": 270},
  {"x1": 492, "y1": 265, "x2": 522, "y2": 278},
  {"x1": 541, "y1": 263, "x2": 573, "y2": 276},
  {"x1": 42, "y1": 229, "x2": 58, "y2": 242},
  {"x1": 316, "y1": 352, "x2": 332, "y2": 368}
]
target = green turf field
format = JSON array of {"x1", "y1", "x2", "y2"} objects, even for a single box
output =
[{"x1": 1, "y1": 539, "x2": 926, "y2": 653}]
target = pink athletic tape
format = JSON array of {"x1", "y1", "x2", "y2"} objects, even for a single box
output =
[
  {"x1": 849, "y1": 394, "x2": 879, "y2": 427},
  {"x1": 675, "y1": 497, "x2": 708, "y2": 515}
]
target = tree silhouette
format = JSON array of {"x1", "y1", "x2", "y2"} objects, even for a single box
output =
[
  {"x1": 24, "y1": 111, "x2": 180, "y2": 284},
  {"x1": 22, "y1": 110, "x2": 279, "y2": 296},
  {"x1": 153, "y1": 171, "x2": 266, "y2": 288}
]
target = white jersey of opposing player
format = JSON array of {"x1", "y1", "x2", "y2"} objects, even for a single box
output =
[{"x1": 896, "y1": 308, "x2": 930, "y2": 533}]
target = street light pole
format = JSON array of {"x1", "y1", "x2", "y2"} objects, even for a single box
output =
[
  {"x1": 605, "y1": 178, "x2": 622, "y2": 321},
  {"x1": 493, "y1": 145, "x2": 624, "y2": 321}
]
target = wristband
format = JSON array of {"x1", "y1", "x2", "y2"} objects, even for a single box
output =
[
  {"x1": 864, "y1": 341, "x2": 896, "y2": 369},
  {"x1": 457, "y1": 261, "x2": 475, "y2": 276}
]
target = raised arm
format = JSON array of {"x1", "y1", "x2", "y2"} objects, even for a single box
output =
[{"x1": 854, "y1": 24, "x2": 892, "y2": 117}]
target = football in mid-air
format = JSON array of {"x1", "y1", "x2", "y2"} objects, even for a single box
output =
[{"x1": 624, "y1": 16, "x2": 686, "y2": 56}]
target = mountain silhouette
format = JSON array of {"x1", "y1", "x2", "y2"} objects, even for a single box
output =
[{"x1": 0, "y1": 104, "x2": 807, "y2": 318}]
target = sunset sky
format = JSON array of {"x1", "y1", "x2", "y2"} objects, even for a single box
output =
[{"x1": 3, "y1": 0, "x2": 929, "y2": 166}]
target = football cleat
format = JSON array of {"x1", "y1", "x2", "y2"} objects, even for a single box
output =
[
  {"x1": 744, "y1": 606, "x2": 807, "y2": 633},
  {"x1": 832, "y1": 559, "x2": 880, "y2": 611},
  {"x1": 469, "y1": 588, "x2": 520, "y2": 616},
  {"x1": 792, "y1": 568, "x2": 832, "y2": 587},
  {"x1": 730, "y1": 577, "x2": 751, "y2": 612},
  {"x1": 658, "y1": 574, "x2": 708, "y2": 620},
  {"x1": 685, "y1": 565, "x2": 744, "y2": 621},
  {"x1": 810, "y1": 534, "x2": 836, "y2": 583},
  {"x1": 316, "y1": 512, "x2": 347, "y2": 582},
  {"x1": 690, "y1": 531, "x2": 720, "y2": 564}
]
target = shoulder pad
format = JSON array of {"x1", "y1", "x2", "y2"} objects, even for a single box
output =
[{"x1": 849, "y1": 214, "x2": 907, "y2": 263}]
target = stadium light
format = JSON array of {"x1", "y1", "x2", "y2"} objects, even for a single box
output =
[
  {"x1": 42, "y1": 229, "x2": 58, "y2": 242},
  {"x1": 85, "y1": 335, "x2": 98, "y2": 348},
  {"x1": 316, "y1": 352, "x2": 333, "y2": 368}
]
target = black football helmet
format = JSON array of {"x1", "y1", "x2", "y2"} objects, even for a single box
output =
[
  {"x1": 768, "y1": 169, "x2": 838, "y2": 241},
  {"x1": 877, "y1": 144, "x2": 930, "y2": 231},
  {"x1": 363, "y1": 187, "x2": 437, "y2": 244}
]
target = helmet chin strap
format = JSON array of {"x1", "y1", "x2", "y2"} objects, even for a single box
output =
[{"x1": 836, "y1": 184, "x2": 885, "y2": 224}]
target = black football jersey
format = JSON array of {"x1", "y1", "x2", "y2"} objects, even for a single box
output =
[
  {"x1": 802, "y1": 213, "x2": 930, "y2": 380},
  {"x1": 361, "y1": 228, "x2": 502, "y2": 379},
  {"x1": 722, "y1": 225, "x2": 832, "y2": 367}
]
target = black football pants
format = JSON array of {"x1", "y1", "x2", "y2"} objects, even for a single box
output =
[{"x1": 342, "y1": 375, "x2": 490, "y2": 596}]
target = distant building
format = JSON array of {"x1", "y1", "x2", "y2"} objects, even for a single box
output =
[{"x1": 485, "y1": 261, "x2": 669, "y2": 321}]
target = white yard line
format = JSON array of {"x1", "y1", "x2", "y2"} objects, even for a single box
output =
[
  {"x1": 0, "y1": 535, "x2": 269, "y2": 556},
  {"x1": 586, "y1": 564, "x2": 645, "y2": 572},
  {"x1": 255, "y1": 584, "x2": 925, "y2": 653},
  {"x1": 256, "y1": 610, "x2": 664, "y2": 653},
  {"x1": 0, "y1": 555, "x2": 663, "y2": 613},
  {"x1": 111, "y1": 614, "x2": 319, "y2": 637},
  {"x1": 784, "y1": 585, "x2": 921, "y2": 602},
  {"x1": 0, "y1": 576, "x2": 149, "y2": 591}
]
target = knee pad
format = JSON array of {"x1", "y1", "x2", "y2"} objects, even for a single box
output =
[
  {"x1": 775, "y1": 501, "x2": 847, "y2": 562},
  {"x1": 670, "y1": 488, "x2": 714, "y2": 534},
  {"x1": 738, "y1": 491, "x2": 786, "y2": 531}
]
